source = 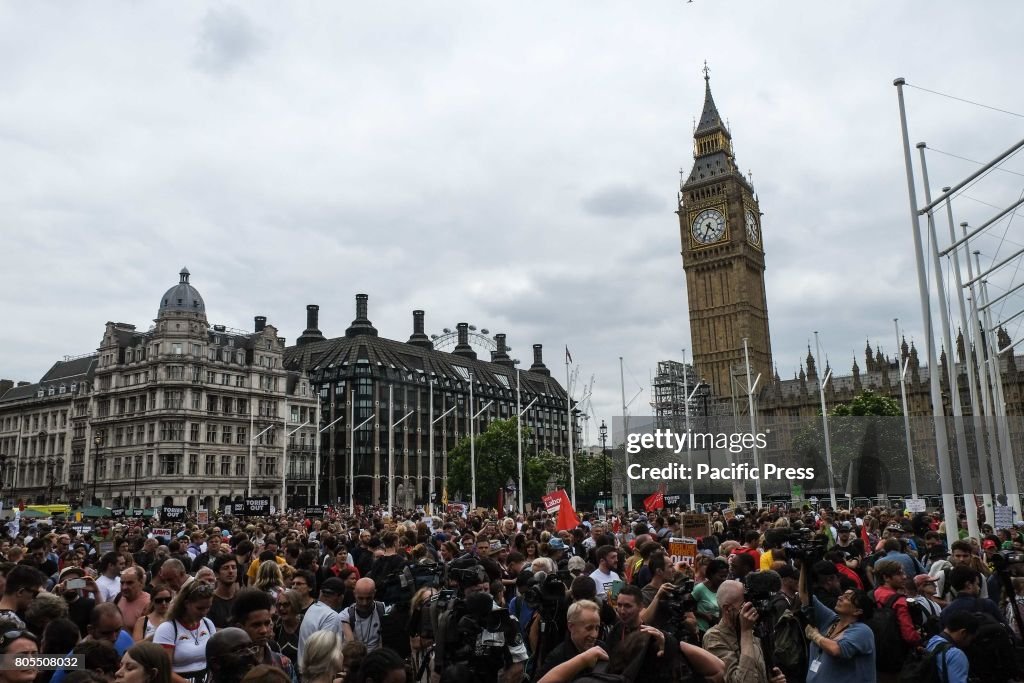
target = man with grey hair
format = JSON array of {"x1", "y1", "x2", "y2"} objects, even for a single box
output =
[
  {"x1": 702, "y1": 579, "x2": 786, "y2": 683},
  {"x1": 535, "y1": 599, "x2": 605, "y2": 681},
  {"x1": 159, "y1": 558, "x2": 188, "y2": 592}
]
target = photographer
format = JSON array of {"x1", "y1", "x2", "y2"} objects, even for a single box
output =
[
  {"x1": 431, "y1": 560, "x2": 527, "y2": 683},
  {"x1": 797, "y1": 560, "x2": 875, "y2": 683},
  {"x1": 702, "y1": 579, "x2": 786, "y2": 683}
]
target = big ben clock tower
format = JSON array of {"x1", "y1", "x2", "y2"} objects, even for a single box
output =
[{"x1": 678, "y1": 67, "x2": 773, "y2": 398}]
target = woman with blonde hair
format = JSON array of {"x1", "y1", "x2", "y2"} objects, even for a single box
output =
[
  {"x1": 152, "y1": 581, "x2": 216, "y2": 681},
  {"x1": 255, "y1": 561, "x2": 285, "y2": 600},
  {"x1": 300, "y1": 630, "x2": 344, "y2": 683}
]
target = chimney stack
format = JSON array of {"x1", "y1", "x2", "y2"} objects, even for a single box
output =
[
  {"x1": 529, "y1": 344, "x2": 550, "y2": 376},
  {"x1": 452, "y1": 322, "x2": 476, "y2": 360},
  {"x1": 254, "y1": 316, "x2": 267, "y2": 333},
  {"x1": 492, "y1": 333, "x2": 515, "y2": 367},
  {"x1": 345, "y1": 294, "x2": 378, "y2": 338},
  {"x1": 297, "y1": 304, "x2": 326, "y2": 346},
  {"x1": 407, "y1": 310, "x2": 433, "y2": 349}
]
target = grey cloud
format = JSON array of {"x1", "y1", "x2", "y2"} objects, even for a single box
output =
[
  {"x1": 194, "y1": 6, "x2": 265, "y2": 75},
  {"x1": 581, "y1": 184, "x2": 666, "y2": 218}
]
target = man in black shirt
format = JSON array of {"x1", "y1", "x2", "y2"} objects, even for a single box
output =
[{"x1": 535, "y1": 599, "x2": 606, "y2": 681}]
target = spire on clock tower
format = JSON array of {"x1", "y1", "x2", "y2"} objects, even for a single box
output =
[{"x1": 695, "y1": 63, "x2": 730, "y2": 140}]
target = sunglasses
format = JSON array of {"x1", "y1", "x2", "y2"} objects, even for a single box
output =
[
  {"x1": 0, "y1": 630, "x2": 38, "y2": 651},
  {"x1": 153, "y1": 597, "x2": 172, "y2": 604}
]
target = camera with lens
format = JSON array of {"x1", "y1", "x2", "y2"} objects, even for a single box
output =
[
  {"x1": 743, "y1": 571, "x2": 781, "y2": 619},
  {"x1": 659, "y1": 579, "x2": 699, "y2": 644},
  {"x1": 523, "y1": 570, "x2": 568, "y2": 620},
  {"x1": 992, "y1": 550, "x2": 1024, "y2": 571},
  {"x1": 779, "y1": 527, "x2": 828, "y2": 564}
]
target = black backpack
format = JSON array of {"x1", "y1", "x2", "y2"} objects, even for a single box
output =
[
  {"x1": 867, "y1": 592, "x2": 909, "y2": 672},
  {"x1": 907, "y1": 597, "x2": 942, "y2": 640},
  {"x1": 963, "y1": 605, "x2": 1020, "y2": 683},
  {"x1": 899, "y1": 636, "x2": 952, "y2": 683},
  {"x1": 769, "y1": 593, "x2": 807, "y2": 672}
]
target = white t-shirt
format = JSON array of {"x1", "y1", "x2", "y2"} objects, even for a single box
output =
[
  {"x1": 588, "y1": 568, "x2": 620, "y2": 599},
  {"x1": 96, "y1": 574, "x2": 121, "y2": 603},
  {"x1": 153, "y1": 618, "x2": 216, "y2": 673}
]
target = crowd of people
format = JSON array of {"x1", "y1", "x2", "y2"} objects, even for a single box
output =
[{"x1": 0, "y1": 500, "x2": 1021, "y2": 683}]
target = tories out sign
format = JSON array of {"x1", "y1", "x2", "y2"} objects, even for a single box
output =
[{"x1": 244, "y1": 497, "x2": 271, "y2": 515}]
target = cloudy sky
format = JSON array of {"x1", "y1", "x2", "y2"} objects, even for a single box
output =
[{"x1": 3, "y1": 2, "x2": 1024, "y2": 444}]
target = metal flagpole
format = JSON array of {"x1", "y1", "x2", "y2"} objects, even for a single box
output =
[
  {"x1": 963, "y1": 235, "x2": 1008, "y2": 510},
  {"x1": 942, "y1": 191, "x2": 994, "y2": 524},
  {"x1": 248, "y1": 402, "x2": 255, "y2": 497},
  {"x1": 566, "y1": 350, "x2": 576, "y2": 509},
  {"x1": 894, "y1": 319, "x2": 918, "y2": 500},
  {"x1": 813, "y1": 332, "x2": 836, "y2": 509},
  {"x1": 428, "y1": 379, "x2": 434, "y2": 512},
  {"x1": 517, "y1": 370, "x2": 522, "y2": 514},
  {"x1": 976, "y1": 254, "x2": 1021, "y2": 517},
  {"x1": 317, "y1": 402, "x2": 346, "y2": 507},
  {"x1": 314, "y1": 394, "x2": 322, "y2": 505},
  {"x1": 743, "y1": 338, "x2": 763, "y2": 509},
  {"x1": 918, "y1": 143, "x2": 979, "y2": 541},
  {"x1": 282, "y1": 421, "x2": 310, "y2": 512},
  {"x1": 470, "y1": 373, "x2": 476, "y2": 510},
  {"x1": 683, "y1": 349, "x2": 695, "y2": 511},
  {"x1": 894, "y1": 78, "x2": 958, "y2": 547},
  {"x1": 517, "y1": 370, "x2": 539, "y2": 514},
  {"x1": 388, "y1": 386, "x2": 394, "y2": 515},
  {"x1": 620, "y1": 357, "x2": 631, "y2": 511}
]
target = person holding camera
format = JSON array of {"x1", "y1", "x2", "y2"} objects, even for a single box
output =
[
  {"x1": 702, "y1": 579, "x2": 786, "y2": 683},
  {"x1": 798, "y1": 560, "x2": 876, "y2": 683}
]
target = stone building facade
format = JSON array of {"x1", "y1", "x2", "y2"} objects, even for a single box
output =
[{"x1": 0, "y1": 268, "x2": 318, "y2": 511}]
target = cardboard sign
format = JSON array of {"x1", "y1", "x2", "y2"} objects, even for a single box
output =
[
  {"x1": 71, "y1": 524, "x2": 92, "y2": 536},
  {"x1": 98, "y1": 541, "x2": 115, "y2": 554},
  {"x1": 111, "y1": 508, "x2": 125, "y2": 518},
  {"x1": 244, "y1": 497, "x2": 271, "y2": 515},
  {"x1": 681, "y1": 512, "x2": 710, "y2": 538},
  {"x1": 668, "y1": 537, "x2": 699, "y2": 566},
  {"x1": 160, "y1": 506, "x2": 186, "y2": 521},
  {"x1": 197, "y1": 510, "x2": 209, "y2": 525},
  {"x1": 151, "y1": 528, "x2": 171, "y2": 539},
  {"x1": 446, "y1": 503, "x2": 467, "y2": 518},
  {"x1": 904, "y1": 498, "x2": 926, "y2": 513}
]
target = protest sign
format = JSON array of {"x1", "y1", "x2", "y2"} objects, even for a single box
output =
[
  {"x1": 668, "y1": 537, "x2": 699, "y2": 566},
  {"x1": 681, "y1": 512, "x2": 710, "y2": 538},
  {"x1": 160, "y1": 506, "x2": 186, "y2": 521},
  {"x1": 244, "y1": 497, "x2": 271, "y2": 515}
]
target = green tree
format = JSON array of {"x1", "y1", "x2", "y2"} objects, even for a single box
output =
[{"x1": 790, "y1": 389, "x2": 908, "y2": 498}]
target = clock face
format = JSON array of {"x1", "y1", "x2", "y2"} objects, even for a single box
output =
[
  {"x1": 691, "y1": 208, "x2": 726, "y2": 244},
  {"x1": 745, "y1": 210, "x2": 760, "y2": 245}
]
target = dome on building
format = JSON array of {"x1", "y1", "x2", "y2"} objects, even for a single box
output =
[{"x1": 158, "y1": 267, "x2": 206, "y2": 318}]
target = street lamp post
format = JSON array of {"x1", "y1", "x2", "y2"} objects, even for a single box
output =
[
  {"x1": 599, "y1": 420, "x2": 609, "y2": 512},
  {"x1": 92, "y1": 434, "x2": 103, "y2": 506}
]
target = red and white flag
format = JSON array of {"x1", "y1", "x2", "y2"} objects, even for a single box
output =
[
  {"x1": 542, "y1": 489, "x2": 580, "y2": 531},
  {"x1": 644, "y1": 483, "x2": 666, "y2": 512}
]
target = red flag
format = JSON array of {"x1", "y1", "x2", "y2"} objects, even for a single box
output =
[
  {"x1": 644, "y1": 483, "x2": 667, "y2": 512},
  {"x1": 861, "y1": 518, "x2": 871, "y2": 550},
  {"x1": 542, "y1": 489, "x2": 580, "y2": 531}
]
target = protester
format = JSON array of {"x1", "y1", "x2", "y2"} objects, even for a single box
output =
[{"x1": 153, "y1": 581, "x2": 216, "y2": 681}]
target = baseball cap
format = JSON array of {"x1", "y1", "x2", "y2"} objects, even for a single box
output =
[
  {"x1": 548, "y1": 538, "x2": 566, "y2": 551},
  {"x1": 59, "y1": 566, "x2": 85, "y2": 581},
  {"x1": 320, "y1": 577, "x2": 346, "y2": 595},
  {"x1": 839, "y1": 522, "x2": 852, "y2": 532},
  {"x1": 885, "y1": 524, "x2": 905, "y2": 533},
  {"x1": 914, "y1": 574, "x2": 938, "y2": 588},
  {"x1": 982, "y1": 539, "x2": 998, "y2": 549}
]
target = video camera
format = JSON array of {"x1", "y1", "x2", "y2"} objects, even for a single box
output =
[
  {"x1": 743, "y1": 570, "x2": 782, "y2": 618},
  {"x1": 523, "y1": 570, "x2": 569, "y2": 620},
  {"x1": 992, "y1": 550, "x2": 1024, "y2": 571},
  {"x1": 770, "y1": 527, "x2": 828, "y2": 564},
  {"x1": 660, "y1": 578, "x2": 699, "y2": 644}
]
